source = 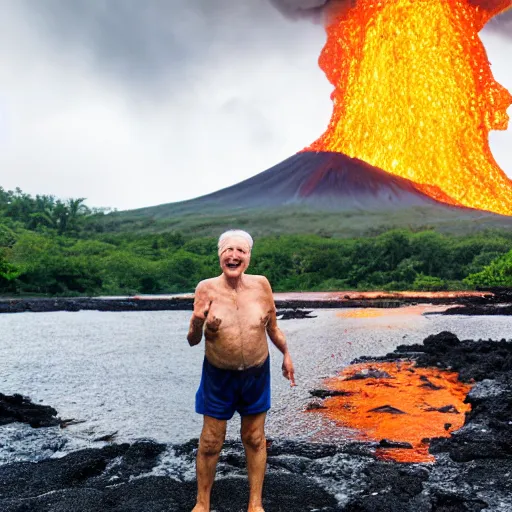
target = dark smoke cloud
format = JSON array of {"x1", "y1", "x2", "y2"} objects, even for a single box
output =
[
  {"x1": 20, "y1": 0, "x2": 288, "y2": 92},
  {"x1": 268, "y1": 0, "x2": 341, "y2": 20},
  {"x1": 270, "y1": 0, "x2": 511, "y2": 37}
]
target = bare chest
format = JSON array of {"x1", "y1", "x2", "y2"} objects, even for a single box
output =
[{"x1": 207, "y1": 291, "x2": 271, "y2": 331}]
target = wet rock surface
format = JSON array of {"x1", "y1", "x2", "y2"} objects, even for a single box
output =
[
  {"x1": 442, "y1": 304, "x2": 512, "y2": 315},
  {"x1": 0, "y1": 297, "x2": 195, "y2": 314},
  {"x1": 1, "y1": 331, "x2": 511, "y2": 511},
  {"x1": 440, "y1": 287, "x2": 512, "y2": 316},
  {"x1": 276, "y1": 309, "x2": 317, "y2": 319},
  {"x1": 0, "y1": 439, "x2": 338, "y2": 512},
  {"x1": 0, "y1": 394, "x2": 60, "y2": 428},
  {"x1": 1, "y1": 288, "x2": 511, "y2": 314}
]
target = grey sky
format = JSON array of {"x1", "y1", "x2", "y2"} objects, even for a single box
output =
[{"x1": 0, "y1": 1, "x2": 510, "y2": 210}]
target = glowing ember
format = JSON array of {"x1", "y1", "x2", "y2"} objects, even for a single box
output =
[
  {"x1": 309, "y1": 361, "x2": 472, "y2": 462},
  {"x1": 306, "y1": 0, "x2": 512, "y2": 215}
]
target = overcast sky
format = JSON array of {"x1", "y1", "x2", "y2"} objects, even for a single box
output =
[{"x1": 0, "y1": 1, "x2": 510, "y2": 211}]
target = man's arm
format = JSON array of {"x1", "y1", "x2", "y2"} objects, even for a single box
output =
[
  {"x1": 262, "y1": 278, "x2": 296, "y2": 386},
  {"x1": 187, "y1": 281, "x2": 210, "y2": 346}
]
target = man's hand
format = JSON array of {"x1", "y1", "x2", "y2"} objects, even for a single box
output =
[
  {"x1": 205, "y1": 316, "x2": 222, "y2": 336},
  {"x1": 188, "y1": 283, "x2": 210, "y2": 347},
  {"x1": 187, "y1": 314, "x2": 205, "y2": 346},
  {"x1": 281, "y1": 353, "x2": 296, "y2": 387},
  {"x1": 204, "y1": 315, "x2": 222, "y2": 342}
]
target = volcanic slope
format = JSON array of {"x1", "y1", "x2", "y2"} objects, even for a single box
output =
[{"x1": 114, "y1": 151, "x2": 512, "y2": 236}]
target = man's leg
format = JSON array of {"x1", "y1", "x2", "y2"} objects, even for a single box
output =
[
  {"x1": 193, "y1": 415, "x2": 227, "y2": 512},
  {"x1": 241, "y1": 412, "x2": 267, "y2": 512}
]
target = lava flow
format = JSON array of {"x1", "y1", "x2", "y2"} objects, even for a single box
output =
[
  {"x1": 306, "y1": 0, "x2": 512, "y2": 215},
  {"x1": 310, "y1": 361, "x2": 472, "y2": 462}
]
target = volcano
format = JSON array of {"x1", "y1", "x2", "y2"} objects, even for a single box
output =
[
  {"x1": 137, "y1": 152, "x2": 472, "y2": 217},
  {"x1": 119, "y1": 151, "x2": 512, "y2": 236},
  {"x1": 117, "y1": 1, "x2": 512, "y2": 236}
]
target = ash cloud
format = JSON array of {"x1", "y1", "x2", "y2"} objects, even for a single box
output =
[
  {"x1": 268, "y1": 0, "x2": 345, "y2": 20},
  {"x1": 269, "y1": 0, "x2": 511, "y2": 37},
  {"x1": 20, "y1": 0, "x2": 289, "y2": 92}
]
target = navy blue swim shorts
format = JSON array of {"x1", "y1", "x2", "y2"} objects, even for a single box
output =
[{"x1": 195, "y1": 356, "x2": 271, "y2": 420}]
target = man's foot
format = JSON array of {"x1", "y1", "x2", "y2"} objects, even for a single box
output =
[
  {"x1": 191, "y1": 504, "x2": 209, "y2": 512},
  {"x1": 247, "y1": 506, "x2": 264, "y2": 512}
]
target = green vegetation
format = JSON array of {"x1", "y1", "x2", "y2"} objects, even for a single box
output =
[
  {"x1": 1, "y1": 186, "x2": 511, "y2": 296},
  {"x1": 99, "y1": 203, "x2": 512, "y2": 239},
  {"x1": 464, "y1": 251, "x2": 512, "y2": 287}
]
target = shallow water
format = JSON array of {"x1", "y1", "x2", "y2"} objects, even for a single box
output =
[{"x1": 0, "y1": 306, "x2": 511, "y2": 463}]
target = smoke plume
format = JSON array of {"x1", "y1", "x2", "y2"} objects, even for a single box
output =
[
  {"x1": 270, "y1": 0, "x2": 511, "y2": 35},
  {"x1": 268, "y1": 0, "x2": 343, "y2": 20}
]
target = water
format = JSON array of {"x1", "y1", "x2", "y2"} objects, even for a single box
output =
[{"x1": 0, "y1": 306, "x2": 511, "y2": 463}]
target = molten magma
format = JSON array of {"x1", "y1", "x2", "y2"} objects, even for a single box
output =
[
  {"x1": 312, "y1": 361, "x2": 472, "y2": 462},
  {"x1": 307, "y1": 0, "x2": 512, "y2": 215}
]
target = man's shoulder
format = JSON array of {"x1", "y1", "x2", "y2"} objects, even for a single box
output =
[
  {"x1": 245, "y1": 274, "x2": 271, "y2": 288},
  {"x1": 245, "y1": 274, "x2": 269, "y2": 282},
  {"x1": 195, "y1": 277, "x2": 219, "y2": 292},
  {"x1": 201, "y1": 276, "x2": 224, "y2": 284}
]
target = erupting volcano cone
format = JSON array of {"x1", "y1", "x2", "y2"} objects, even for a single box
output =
[{"x1": 127, "y1": 2, "x2": 512, "y2": 232}]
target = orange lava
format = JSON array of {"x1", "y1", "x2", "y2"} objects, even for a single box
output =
[
  {"x1": 273, "y1": 290, "x2": 493, "y2": 301},
  {"x1": 336, "y1": 304, "x2": 452, "y2": 318},
  {"x1": 306, "y1": 0, "x2": 512, "y2": 215},
  {"x1": 337, "y1": 308, "x2": 386, "y2": 318},
  {"x1": 310, "y1": 361, "x2": 472, "y2": 462}
]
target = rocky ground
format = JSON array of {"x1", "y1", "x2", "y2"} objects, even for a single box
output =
[
  {"x1": 0, "y1": 297, "x2": 194, "y2": 314},
  {"x1": 441, "y1": 304, "x2": 512, "y2": 315},
  {"x1": 440, "y1": 288, "x2": 512, "y2": 316},
  {"x1": 2, "y1": 288, "x2": 511, "y2": 314},
  {"x1": 0, "y1": 394, "x2": 60, "y2": 428},
  {"x1": 0, "y1": 331, "x2": 511, "y2": 511}
]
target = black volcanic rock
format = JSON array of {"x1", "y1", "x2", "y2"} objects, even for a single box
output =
[
  {"x1": 276, "y1": 308, "x2": 316, "y2": 319},
  {"x1": 404, "y1": 333, "x2": 512, "y2": 382},
  {"x1": 0, "y1": 440, "x2": 339, "y2": 512},
  {"x1": 442, "y1": 304, "x2": 512, "y2": 315},
  {"x1": 0, "y1": 393, "x2": 60, "y2": 428},
  {"x1": 0, "y1": 297, "x2": 195, "y2": 314},
  {"x1": 368, "y1": 405, "x2": 406, "y2": 415},
  {"x1": 423, "y1": 331, "x2": 461, "y2": 351},
  {"x1": 309, "y1": 389, "x2": 354, "y2": 399},
  {"x1": 2, "y1": 294, "x2": 504, "y2": 315}
]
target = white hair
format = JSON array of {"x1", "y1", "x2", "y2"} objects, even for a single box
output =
[{"x1": 218, "y1": 230, "x2": 254, "y2": 251}]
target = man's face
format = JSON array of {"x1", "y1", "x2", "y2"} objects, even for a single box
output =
[{"x1": 218, "y1": 237, "x2": 251, "y2": 279}]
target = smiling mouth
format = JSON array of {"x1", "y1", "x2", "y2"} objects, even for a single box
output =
[{"x1": 226, "y1": 262, "x2": 241, "y2": 269}]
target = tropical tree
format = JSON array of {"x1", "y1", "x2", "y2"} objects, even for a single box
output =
[{"x1": 464, "y1": 250, "x2": 512, "y2": 287}]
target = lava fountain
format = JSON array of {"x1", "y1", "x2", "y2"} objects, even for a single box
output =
[{"x1": 306, "y1": 0, "x2": 512, "y2": 215}]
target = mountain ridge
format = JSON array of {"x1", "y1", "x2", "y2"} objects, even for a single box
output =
[{"x1": 111, "y1": 151, "x2": 512, "y2": 237}]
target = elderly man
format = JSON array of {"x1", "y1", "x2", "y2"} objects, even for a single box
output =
[{"x1": 187, "y1": 229, "x2": 296, "y2": 512}]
